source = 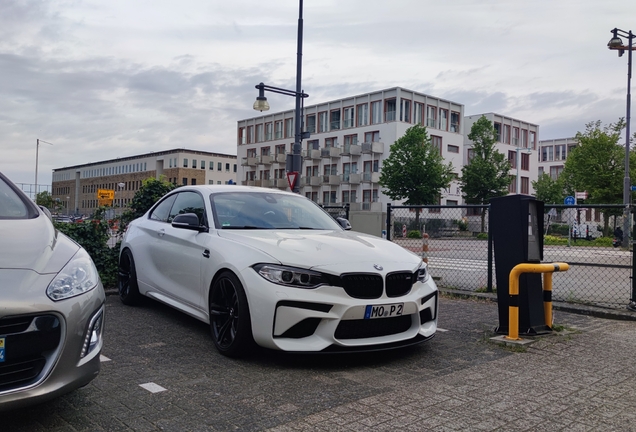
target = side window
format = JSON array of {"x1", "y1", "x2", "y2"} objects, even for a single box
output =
[
  {"x1": 168, "y1": 191, "x2": 206, "y2": 224},
  {"x1": 149, "y1": 194, "x2": 177, "y2": 222}
]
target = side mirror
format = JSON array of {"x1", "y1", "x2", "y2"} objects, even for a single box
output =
[
  {"x1": 172, "y1": 213, "x2": 207, "y2": 232},
  {"x1": 336, "y1": 217, "x2": 352, "y2": 230}
]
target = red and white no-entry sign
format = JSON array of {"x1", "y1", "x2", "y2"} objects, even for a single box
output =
[{"x1": 286, "y1": 171, "x2": 299, "y2": 190}]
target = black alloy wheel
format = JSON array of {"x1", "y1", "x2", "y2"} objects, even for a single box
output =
[
  {"x1": 209, "y1": 271, "x2": 253, "y2": 357},
  {"x1": 118, "y1": 249, "x2": 141, "y2": 306}
]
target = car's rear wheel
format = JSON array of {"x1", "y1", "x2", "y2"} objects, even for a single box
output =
[
  {"x1": 209, "y1": 271, "x2": 254, "y2": 357},
  {"x1": 118, "y1": 249, "x2": 141, "y2": 306}
]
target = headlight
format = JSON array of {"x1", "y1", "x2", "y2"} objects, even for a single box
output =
[
  {"x1": 47, "y1": 248, "x2": 99, "y2": 301},
  {"x1": 416, "y1": 262, "x2": 429, "y2": 283},
  {"x1": 253, "y1": 264, "x2": 325, "y2": 289}
]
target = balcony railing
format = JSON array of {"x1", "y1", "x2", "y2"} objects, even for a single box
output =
[
  {"x1": 341, "y1": 143, "x2": 361, "y2": 156},
  {"x1": 361, "y1": 142, "x2": 384, "y2": 154},
  {"x1": 321, "y1": 147, "x2": 341, "y2": 158},
  {"x1": 302, "y1": 149, "x2": 321, "y2": 160},
  {"x1": 274, "y1": 178, "x2": 288, "y2": 189},
  {"x1": 322, "y1": 175, "x2": 341, "y2": 186},
  {"x1": 340, "y1": 173, "x2": 361, "y2": 184},
  {"x1": 241, "y1": 157, "x2": 258, "y2": 167},
  {"x1": 258, "y1": 155, "x2": 272, "y2": 165},
  {"x1": 362, "y1": 172, "x2": 381, "y2": 183},
  {"x1": 275, "y1": 153, "x2": 287, "y2": 163}
]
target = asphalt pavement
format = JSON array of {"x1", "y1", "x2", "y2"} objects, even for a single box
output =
[{"x1": 5, "y1": 291, "x2": 636, "y2": 431}]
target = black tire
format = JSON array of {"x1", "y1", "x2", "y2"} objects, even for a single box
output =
[
  {"x1": 209, "y1": 271, "x2": 254, "y2": 357},
  {"x1": 118, "y1": 249, "x2": 142, "y2": 306}
]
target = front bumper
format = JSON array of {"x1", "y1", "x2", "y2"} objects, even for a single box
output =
[
  {"x1": 0, "y1": 283, "x2": 105, "y2": 411},
  {"x1": 242, "y1": 269, "x2": 438, "y2": 352}
]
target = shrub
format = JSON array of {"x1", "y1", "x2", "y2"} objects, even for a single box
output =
[
  {"x1": 407, "y1": 230, "x2": 422, "y2": 239},
  {"x1": 456, "y1": 219, "x2": 468, "y2": 231},
  {"x1": 476, "y1": 232, "x2": 488, "y2": 240}
]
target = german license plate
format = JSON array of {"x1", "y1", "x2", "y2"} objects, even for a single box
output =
[
  {"x1": 0, "y1": 337, "x2": 5, "y2": 362},
  {"x1": 364, "y1": 303, "x2": 404, "y2": 319}
]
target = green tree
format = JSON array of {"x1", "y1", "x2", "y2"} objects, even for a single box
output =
[
  {"x1": 560, "y1": 119, "x2": 636, "y2": 236},
  {"x1": 379, "y1": 124, "x2": 454, "y2": 230},
  {"x1": 35, "y1": 190, "x2": 54, "y2": 209},
  {"x1": 532, "y1": 173, "x2": 565, "y2": 206},
  {"x1": 459, "y1": 116, "x2": 511, "y2": 232}
]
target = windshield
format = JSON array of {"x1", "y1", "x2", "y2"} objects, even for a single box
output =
[{"x1": 210, "y1": 191, "x2": 342, "y2": 230}]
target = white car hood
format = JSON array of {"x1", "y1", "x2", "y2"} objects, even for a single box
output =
[{"x1": 217, "y1": 229, "x2": 421, "y2": 271}]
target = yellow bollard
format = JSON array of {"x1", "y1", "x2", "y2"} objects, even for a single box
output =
[{"x1": 505, "y1": 263, "x2": 569, "y2": 341}]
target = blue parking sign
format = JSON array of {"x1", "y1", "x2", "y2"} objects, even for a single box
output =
[{"x1": 564, "y1": 196, "x2": 575, "y2": 205}]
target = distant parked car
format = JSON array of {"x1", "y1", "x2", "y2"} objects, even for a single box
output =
[
  {"x1": 0, "y1": 172, "x2": 105, "y2": 411},
  {"x1": 53, "y1": 216, "x2": 73, "y2": 223},
  {"x1": 119, "y1": 185, "x2": 438, "y2": 357},
  {"x1": 571, "y1": 223, "x2": 602, "y2": 240}
]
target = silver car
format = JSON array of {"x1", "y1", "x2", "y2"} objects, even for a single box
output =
[{"x1": 0, "y1": 172, "x2": 105, "y2": 410}]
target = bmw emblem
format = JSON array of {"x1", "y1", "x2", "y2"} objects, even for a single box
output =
[{"x1": 373, "y1": 264, "x2": 383, "y2": 271}]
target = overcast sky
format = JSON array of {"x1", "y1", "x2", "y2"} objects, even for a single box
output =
[{"x1": 1, "y1": 0, "x2": 634, "y2": 187}]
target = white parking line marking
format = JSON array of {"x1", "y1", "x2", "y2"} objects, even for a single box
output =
[
  {"x1": 437, "y1": 328, "x2": 449, "y2": 332},
  {"x1": 139, "y1": 342, "x2": 166, "y2": 349},
  {"x1": 139, "y1": 382, "x2": 167, "y2": 393},
  {"x1": 100, "y1": 355, "x2": 111, "y2": 362}
]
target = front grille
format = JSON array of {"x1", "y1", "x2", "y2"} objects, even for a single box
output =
[
  {"x1": 0, "y1": 314, "x2": 62, "y2": 392},
  {"x1": 278, "y1": 318, "x2": 322, "y2": 339},
  {"x1": 340, "y1": 274, "x2": 383, "y2": 299},
  {"x1": 335, "y1": 315, "x2": 412, "y2": 339},
  {"x1": 386, "y1": 272, "x2": 415, "y2": 297}
]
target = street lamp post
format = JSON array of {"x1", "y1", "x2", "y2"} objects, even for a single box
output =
[
  {"x1": 35, "y1": 139, "x2": 53, "y2": 197},
  {"x1": 253, "y1": 0, "x2": 309, "y2": 193},
  {"x1": 608, "y1": 28, "x2": 636, "y2": 310}
]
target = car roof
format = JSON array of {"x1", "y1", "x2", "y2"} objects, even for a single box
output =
[{"x1": 175, "y1": 185, "x2": 299, "y2": 197}]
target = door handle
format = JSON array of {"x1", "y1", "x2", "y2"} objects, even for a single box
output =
[
  {"x1": 157, "y1": 229, "x2": 165, "y2": 237},
  {"x1": 202, "y1": 249, "x2": 210, "y2": 259}
]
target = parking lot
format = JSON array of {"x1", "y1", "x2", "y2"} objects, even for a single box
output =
[{"x1": 6, "y1": 293, "x2": 636, "y2": 431}]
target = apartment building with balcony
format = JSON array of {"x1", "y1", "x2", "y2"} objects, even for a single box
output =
[
  {"x1": 237, "y1": 87, "x2": 465, "y2": 211},
  {"x1": 537, "y1": 137, "x2": 578, "y2": 180},
  {"x1": 464, "y1": 113, "x2": 540, "y2": 196},
  {"x1": 51, "y1": 149, "x2": 237, "y2": 215}
]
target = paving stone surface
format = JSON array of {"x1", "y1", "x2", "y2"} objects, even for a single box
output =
[{"x1": 5, "y1": 294, "x2": 636, "y2": 431}]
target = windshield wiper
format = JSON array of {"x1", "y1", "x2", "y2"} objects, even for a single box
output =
[{"x1": 222, "y1": 225, "x2": 263, "y2": 229}]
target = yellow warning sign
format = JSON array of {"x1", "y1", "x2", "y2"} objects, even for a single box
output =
[{"x1": 97, "y1": 189, "x2": 115, "y2": 206}]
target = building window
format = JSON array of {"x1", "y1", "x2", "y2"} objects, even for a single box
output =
[
  {"x1": 508, "y1": 175, "x2": 516, "y2": 193},
  {"x1": 182, "y1": 178, "x2": 188, "y2": 185},
  {"x1": 247, "y1": 126, "x2": 254, "y2": 144},
  {"x1": 209, "y1": 180, "x2": 213, "y2": 184},
  {"x1": 371, "y1": 101, "x2": 382, "y2": 124},
  {"x1": 400, "y1": 99, "x2": 411, "y2": 122},
  {"x1": 521, "y1": 177, "x2": 529, "y2": 194},
  {"x1": 183, "y1": 158, "x2": 188, "y2": 168},
  {"x1": 550, "y1": 165, "x2": 564, "y2": 180},
  {"x1": 522, "y1": 130, "x2": 528, "y2": 148},
  {"x1": 494, "y1": 123, "x2": 502, "y2": 142},
  {"x1": 508, "y1": 151, "x2": 517, "y2": 168},
  {"x1": 191, "y1": 178, "x2": 197, "y2": 185},
  {"x1": 261, "y1": 146, "x2": 271, "y2": 156},
  {"x1": 256, "y1": 124, "x2": 264, "y2": 142},
  {"x1": 447, "y1": 200, "x2": 458, "y2": 206},
  {"x1": 265, "y1": 122, "x2": 273, "y2": 141},
  {"x1": 307, "y1": 139, "x2": 319, "y2": 150},
  {"x1": 275, "y1": 121, "x2": 283, "y2": 139},
  {"x1": 239, "y1": 127, "x2": 246, "y2": 145},
  {"x1": 330, "y1": 109, "x2": 341, "y2": 130},
  {"x1": 431, "y1": 135, "x2": 442, "y2": 154},
  {"x1": 283, "y1": 119, "x2": 293, "y2": 139},
  {"x1": 225, "y1": 163, "x2": 230, "y2": 172},
  {"x1": 343, "y1": 107, "x2": 354, "y2": 128},
  {"x1": 426, "y1": 106, "x2": 436, "y2": 128},
  {"x1": 218, "y1": 162, "x2": 222, "y2": 171},
  {"x1": 199, "y1": 160, "x2": 204, "y2": 169},
  {"x1": 357, "y1": 103, "x2": 368, "y2": 126},
  {"x1": 364, "y1": 131, "x2": 380, "y2": 143},
  {"x1": 450, "y1": 112, "x2": 460, "y2": 133},
  {"x1": 233, "y1": 164, "x2": 237, "y2": 173},
  {"x1": 521, "y1": 153, "x2": 530, "y2": 171},
  {"x1": 538, "y1": 166, "x2": 544, "y2": 176},
  {"x1": 439, "y1": 109, "x2": 448, "y2": 131},
  {"x1": 503, "y1": 125, "x2": 511, "y2": 144},
  {"x1": 192, "y1": 159, "x2": 197, "y2": 169},
  {"x1": 385, "y1": 99, "x2": 396, "y2": 122},
  {"x1": 512, "y1": 127, "x2": 520, "y2": 146},
  {"x1": 318, "y1": 112, "x2": 328, "y2": 133},
  {"x1": 325, "y1": 137, "x2": 337, "y2": 148},
  {"x1": 428, "y1": 198, "x2": 442, "y2": 213},
  {"x1": 448, "y1": 144, "x2": 459, "y2": 153},
  {"x1": 555, "y1": 145, "x2": 566, "y2": 160},
  {"x1": 542, "y1": 146, "x2": 554, "y2": 162},
  {"x1": 529, "y1": 131, "x2": 536, "y2": 149},
  {"x1": 306, "y1": 114, "x2": 316, "y2": 134}
]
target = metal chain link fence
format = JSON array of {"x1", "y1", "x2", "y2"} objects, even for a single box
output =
[{"x1": 387, "y1": 203, "x2": 633, "y2": 309}]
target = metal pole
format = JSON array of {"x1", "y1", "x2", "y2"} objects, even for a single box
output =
[
  {"x1": 623, "y1": 31, "x2": 632, "y2": 250},
  {"x1": 35, "y1": 139, "x2": 39, "y2": 196},
  {"x1": 516, "y1": 148, "x2": 520, "y2": 194},
  {"x1": 292, "y1": 0, "x2": 304, "y2": 193}
]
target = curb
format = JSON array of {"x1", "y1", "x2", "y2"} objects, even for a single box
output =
[{"x1": 439, "y1": 288, "x2": 636, "y2": 322}]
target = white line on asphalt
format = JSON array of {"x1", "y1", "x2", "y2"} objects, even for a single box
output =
[
  {"x1": 100, "y1": 355, "x2": 111, "y2": 362},
  {"x1": 437, "y1": 328, "x2": 449, "y2": 332},
  {"x1": 139, "y1": 382, "x2": 167, "y2": 393}
]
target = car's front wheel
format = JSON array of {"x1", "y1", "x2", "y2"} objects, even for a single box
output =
[
  {"x1": 118, "y1": 249, "x2": 142, "y2": 306},
  {"x1": 209, "y1": 271, "x2": 254, "y2": 357}
]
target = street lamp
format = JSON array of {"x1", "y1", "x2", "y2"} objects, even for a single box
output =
[
  {"x1": 608, "y1": 27, "x2": 636, "y2": 311},
  {"x1": 608, "y1": 28, "x2": 635, "y2": 250},
  {"x1": 253, "y1": 0, "x2": 309, "y2": 193},
  {"x1": 35, "y1": 139, "x2": 53, "y2": 197}
]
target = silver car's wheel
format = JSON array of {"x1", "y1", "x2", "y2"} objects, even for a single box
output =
[
  {"x1": 209, "y1": 272, "x2": 254, "y2": 357},
  {"x1": 118, "y1": 249, "x2": 141, "y2": 306}
]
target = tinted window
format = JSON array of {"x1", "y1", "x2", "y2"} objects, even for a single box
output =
[
  {"x1": 168, "y1": 192, "x2": 206, "y2": 224},
  {"x1": 149, "y1": 194, "x2": 177, "y2": 222}
]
